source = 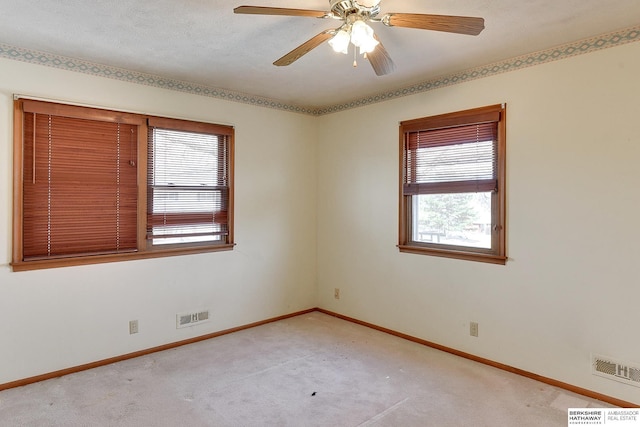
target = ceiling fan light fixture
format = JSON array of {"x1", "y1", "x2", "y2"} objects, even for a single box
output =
[
  {"x1": 359, "y1": 35, "x2": 379, "y2": 54},
  {"x1": 329, "y1": 29, "x2": 350, "y2": 54},
  {"x1": 356, "y1": 0, "x2": 381, "y2": 7},
  {"x1": 349, "y1": 19, "x2": 375, "y2": 48}
]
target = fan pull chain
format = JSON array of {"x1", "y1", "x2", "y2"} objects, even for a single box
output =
[{"x1": 353, "y1": 48, "x2": 357, "y2": 68}]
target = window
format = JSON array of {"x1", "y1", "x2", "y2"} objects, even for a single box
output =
[
  {"x1": 147, "y1": 118, "x2": 232, "y2": 247},
  {"x1": 398, "y1": 104, "x2": 506, "y2": 264},
  {"x1": 12, "y1": 99, "x2": 234, "y2": 271}
]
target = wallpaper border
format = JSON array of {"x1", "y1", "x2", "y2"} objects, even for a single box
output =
[{"x1": 1, "y1": 25, "x2": 639, "y2": 116}]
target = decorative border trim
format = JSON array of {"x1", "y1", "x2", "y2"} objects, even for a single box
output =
[
  {"x1": 1, "y1": 25, "x2": 639, "y2": 116},
  {"x1": 318, "y1": 25, "x2": 640, "y2": 115},
  {"x1": 0, "y1": 44, "x2": 320, "y2": 115}
]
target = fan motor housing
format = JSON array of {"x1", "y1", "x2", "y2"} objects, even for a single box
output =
[{"x1": 330, "y1": 0, "x2": 380, "y2": 19}]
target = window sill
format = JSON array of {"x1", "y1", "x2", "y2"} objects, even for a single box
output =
[
  {"x1": 397, "y1": 244, "x2": 507, "y2": 265},
  {"x1": 11, "y1": 244, "x2": 235, "y2": 272}
]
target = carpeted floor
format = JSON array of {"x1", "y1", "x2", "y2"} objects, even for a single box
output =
[{"x1": 0, "y1": 312, "x2": 614, "y2": 426}]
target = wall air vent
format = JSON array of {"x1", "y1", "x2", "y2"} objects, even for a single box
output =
[
  {"x1": 592, "y1": 354, "x2": 640, "y2": 388},
  {"x1": 176, "y1": 309, "x2": 210, "y2": 329}
]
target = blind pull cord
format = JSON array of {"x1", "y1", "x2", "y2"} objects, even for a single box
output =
[
  {"x1": 129, "y1": 128, "x2": 136, "y2": 167},
  {"x1": 32, "y1": 113, "x2": 36, "y2": 184}
]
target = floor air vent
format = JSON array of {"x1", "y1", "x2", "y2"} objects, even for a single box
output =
[
  {"x1": 176, "y1": 309, "x2": 210, "y2": 329},
  {"x1": 592, "y1": 354, "x2": 640, "y2": 388}
]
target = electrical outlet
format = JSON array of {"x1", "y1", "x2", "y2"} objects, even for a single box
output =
[
  {"x1": 470, "y1": 322, "x2": 478, "y2": 337},
  {"x1": 334, "y1": 288, "x2": 340, "y2": 300},
  {"x1": 129, "y1": 320, "x2": 139, "y2": 335}
]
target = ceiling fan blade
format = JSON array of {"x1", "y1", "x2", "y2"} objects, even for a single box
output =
[
  {"x1": 234, "y1": 6, "x2": 328, "y2": 18},
  {"x1": 384, "y1": 13, "x2": 484, "y2": 36},
  {"x1": 274, "y1": 30, "x2": 334, "y2": 66},
  {"x1": 367, "y1": 37, "x2": 395, "y2": 76}
]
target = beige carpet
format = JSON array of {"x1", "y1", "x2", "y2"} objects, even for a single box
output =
[{"x1": 0, "y1": 312, "x2": 613, "y2": 426}]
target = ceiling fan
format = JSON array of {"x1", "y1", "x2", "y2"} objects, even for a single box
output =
[{"x1": 234, "y1": 0, "x2": 485, "y2": 76}]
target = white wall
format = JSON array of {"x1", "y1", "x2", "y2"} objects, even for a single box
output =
[
  {"x1": 2, "y1": 40, "x2": 639, "y2": 405},
  {"x1": 0, "y1": 58, "x2": 318, "y2": 384},
  {"x1": 316, "y1": 42, "x2": 640, "y2": 404}
]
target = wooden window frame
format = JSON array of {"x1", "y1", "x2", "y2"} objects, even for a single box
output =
[
  {"x1": 146, "y1": 117, "x2": 233, "y2": 249},
  {"x1": 12, "y1": 99, "x2": 234, "y2": 271},
  {"x1": 398, "y1": 104, "x2": 507, "y2": 265}
]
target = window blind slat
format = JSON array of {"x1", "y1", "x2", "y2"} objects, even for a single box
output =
[
  {"x1": 403, "y1": 179, "x2": 497, "y2": 195},
  {"x1": 401, "y1": 110, "x2": 501, "y2": 133},
  {"x1": 21, "y1": 99, "x2": 144, "y2": 125},
  {"x1": 148, "y1": 116, "x2": 233, "y2": 136},
  {"x1": 404, "y1": 121, "x2": 498, "y2": 195},
  {"x1": 407, "y1": 122, "x2": 497, "y2": 149}
]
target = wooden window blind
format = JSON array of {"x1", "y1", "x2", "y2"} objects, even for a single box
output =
[
  {"x1": 147, "y1": 117, "x2": 232, "y2": 246},
  {"x1": 403, "y1": 121, "x2": 498, "y2": 195},
  {"x1": 21, "y1": 103, "x2": 138, "y2": 260}
]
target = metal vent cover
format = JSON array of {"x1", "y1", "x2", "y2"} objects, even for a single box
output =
[
  {"x1": 592, "y1": 354, "x2": 640, "y2": 388},
  {"x1": 176, "y1": 309, "x2": 210, "y2": 329}
]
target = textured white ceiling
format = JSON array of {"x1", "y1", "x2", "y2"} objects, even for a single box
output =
[{"x1": 1, "y1": 0, "x2": 639, "y2": 108}]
